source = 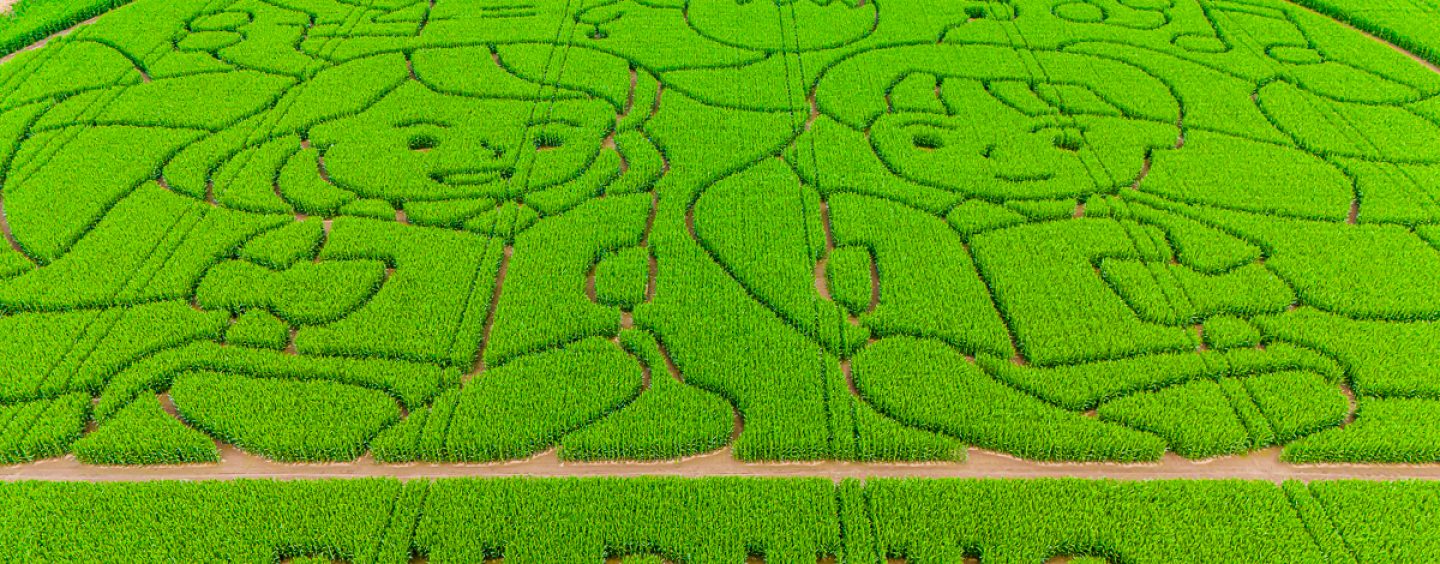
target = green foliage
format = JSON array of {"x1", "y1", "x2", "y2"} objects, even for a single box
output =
[
  {"x1": 693, "y1": 160, "x2": 865, "y2": 354},
  {"x1": 96, "y1": 341, "x2": 455, "y2": 421},
  {"x1": 237, "y1": 220, "x2": 323, "y2": 270},
  {"x1": 42, "y1": 70, "x2": 294, "y2": 131},
  {"x1": 403, "y1": 197, "x2": 495, "y2": 230},
  {"x1": 279, "y1": 147, "x2": 355, "y2": 215},
  {"x1": 1142, "y1": 131, "x2": 1353, "y2": 221},
  {"x1": 308, "y1": 77, "x2": 616, "y2": 204},
  {"x1": 1097, "y1": 379, "x2": 1253, "y2": 459},
  {"x1": 169, "y1": 370, "x2": 401, "y2": 461},
  {"x1": 972, "y1": 218, "x2": 1193, "y2": 364},
  {"x1": 0, "y1": 392, "x2": 87, "y2": 463},
  {"x1": 196, "y1": 258, "x2": 387, "y2": 326},
  {"x1": 416, "y1": 477, "x2": 842, "y2": 562},
  {"x1": 296, "y1": 217, "x2": 502, "y2": 366},
  {"x1": 851, "y1": 394, "x2": 967, "y2": 462},
  {"x1": 0, "y1": 300, "x2": 226, "y2": 402},
  {"x1": 339, "y1": 198, "x2": 396, "y2": 220},
  {"x1": 0, "y1": 309, "x2": 98, "y2": 400},
  {"x1": 486, "y1": 195, "x2": 648, "y2": 366},
  {"x1": 866, "y1": 478, "x2": 1327, "y2": 562},
  {"x1": 368, "y1": 388, "x2": 460, "y2": 463},
  {"x1": 854, "y1": 337, "x2": 1165, "y2": 461},
  {"x1": 5, "y1": 0, "x2": 1440, "y2": 464},
  {"x1": 1108, "y1": 195, "x2": 1262, "y2": 274},
  {"x1": 375, "y1": 480, "x2": 429, "y2": 563},
  {"x1": 825, "y1": 245, "x2": 873, "y2": 316},
  {"x1": 8, "y1": 126, "x2": 202, "y2": 263},
  {"x1": 1310, "y1": 480, "x2": 1440, "y2": 563},
  {"x1": 830, "y1": 192, "x2": 1012, "y2": 357},
  {"x1": 0, "y1": 0, "x2": 133, "y2": 57},
  {"x1": 1203, "y1": 315, "x2": 1261, "y2": 350},
  {"x1": 945, "y1": 199, "x2": 1026, "y2": 239},
  {"x1": 593, "y1": 246, "x2": 649, "y2": 310},
  {"x1": 1242, "y1": 371, "x2": 1349, "y2": 443},
  {"x1": 211, "y1": 135, "x2": 297, "y2": 214},
  {"x1": 0, "y1": 478, "x2": 404, "y2": 562},
  {"x1": 1005, "y1": 198, "x2": 1078, "y2": 221},
  {"x1": 9, "y1": 477, "x2": 1440, "y2": 560},
  {"x1": 71, "y1": 394, "x2": 218, "y2": 465},
  {"x1": 1102, "y1": 261, "x2": 1296, "y2": 325},
  {"x1": 445, "y1": 338, "x2": 642, "y2": 461},
  {"x1": 559, "y1": 330, "x2": 733, "y2": 461},
  {"x1": 1157, "y1": 200, "x2": 1440, "y2": 321},
  {"x1": 1221, "y1": 377, "x2": 1277, "y2": 449},
  {"x1": 1285, "y1": 397, "x2": 1440, "y2": 463},
  {"x1": 224, "y1": 309, "x2": 289, "y2": 350},
  {"x1": 1256, "y1": 308, "x2": 1440, "y2": 398},
  {"x1": 607, "y1": 131, "x2": 664, "y2": 195},
  {"x1": 837, "y1": 478, "x2": 878, "y2": 563},
  {"x1": 1281, "y1": 480, "x2": 1357, "y2": 564}
]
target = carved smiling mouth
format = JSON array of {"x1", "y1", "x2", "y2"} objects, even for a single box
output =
[{"x1": 430, "y1": 168, "x2": 514, "y2": 186}]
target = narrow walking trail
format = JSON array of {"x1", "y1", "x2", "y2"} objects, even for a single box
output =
[{"x1": 8, "y1": 445, "x2": 1440, "y2": 483}]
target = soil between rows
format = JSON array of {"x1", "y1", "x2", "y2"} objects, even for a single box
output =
[{"x1": 7, "y1": 445, "x2": 1440, "y2": 483}]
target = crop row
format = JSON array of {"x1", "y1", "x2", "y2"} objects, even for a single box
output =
[{"x1": 4, "y1": 477, "x2": 1440, "y2": 562}]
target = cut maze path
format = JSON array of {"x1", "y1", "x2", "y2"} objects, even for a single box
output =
[{"x1": 10, "y1": 445, "x2": 1440, "y2": 483}]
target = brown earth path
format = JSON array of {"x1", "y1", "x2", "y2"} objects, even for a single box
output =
[
  {"x1": 8, "y1": 445, "x2": 1440, "y2": 483},
  {"x1": 0, "y1": 13, "x2": 99, "y2": 64}
]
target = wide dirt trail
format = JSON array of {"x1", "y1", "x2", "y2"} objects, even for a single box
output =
[{"x1": 9, "y1": 445, "x2": 1440, "y2": 483}]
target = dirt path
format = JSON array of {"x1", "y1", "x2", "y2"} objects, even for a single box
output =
[{"x1": 8, "y1": 445, "x2": 1440, "y2": 483}]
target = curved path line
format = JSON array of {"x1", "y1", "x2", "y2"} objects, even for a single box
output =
[
  {"x1": 7, "y1": 445, "x2": 1440, "y2": 483},
  {"x1": 0, "y1": 193, "x2": 33, "y2": 264}
]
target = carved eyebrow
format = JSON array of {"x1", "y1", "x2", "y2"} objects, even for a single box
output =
[{"x1": 524, "y1": 118, "x2": 584, "y2": 128}]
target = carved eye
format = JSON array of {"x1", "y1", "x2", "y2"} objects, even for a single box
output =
[
  {"x1": 912, "y1": 131, "x2": 944, "y2": 150},
  {"x1": 534, "y1": 131, "x2": 564, "y2": 151},
  {"x1": 408, "y1": 134, "x2": 439, "y2": 151}
]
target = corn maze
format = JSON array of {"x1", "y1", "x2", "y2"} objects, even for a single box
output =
[{"x1": 2, "y1": 0, "x2": 1440, "y2": 558}]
